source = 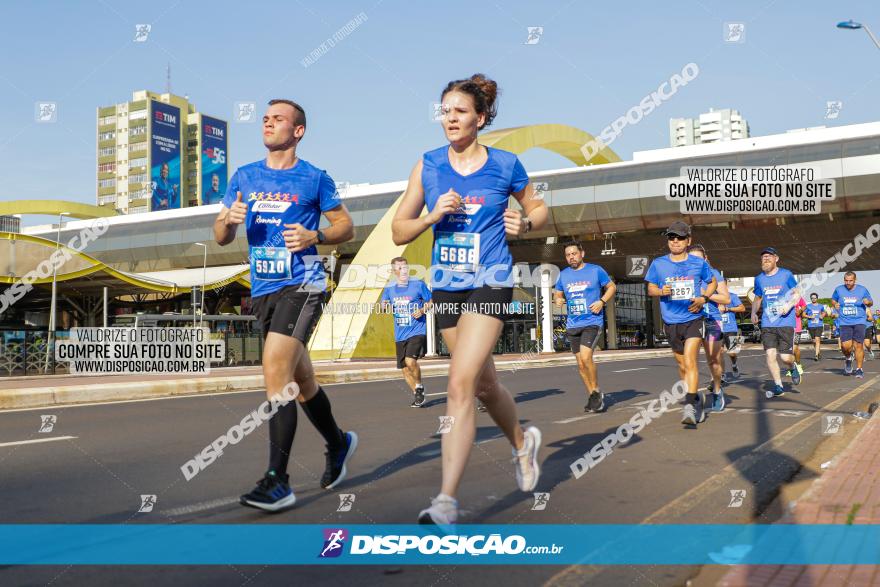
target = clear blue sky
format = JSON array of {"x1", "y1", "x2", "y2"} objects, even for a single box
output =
[{"x1": 1, "y1": 0, "x2": 878, "y2": 206}]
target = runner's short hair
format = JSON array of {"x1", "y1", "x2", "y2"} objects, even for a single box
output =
[
  {"x1": 268, "y1": 99, "x2": 306, "y2": 128},
  {"x1": 390, "y1": 256, "x2": 407, "y2": 265},
  {"x1": 563, "y1": 240, "x2": 583, "y2": 252}
]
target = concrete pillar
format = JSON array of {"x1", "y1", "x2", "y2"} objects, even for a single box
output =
[
  {"x1": 606, "y1": 295, "x2": 618, "y2": 350},
  {"x1": 426, "y1": 310, "x2": 437, "y2": 356},
  {"x1": 540, "y1": 270, "x2": 553, "y2": 353}
]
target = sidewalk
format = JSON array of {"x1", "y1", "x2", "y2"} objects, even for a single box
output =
[
  {"x1": 0, "y1": 347, "x2": 674, "y2": 409},
  {"x1": 719, "y1": 410, "x2": 880, "y2": 586}
]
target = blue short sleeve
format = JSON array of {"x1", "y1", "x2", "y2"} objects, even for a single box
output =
[
  {"x1": 598, "y1": 267, "x2": 611, "y2": 287},
  {"x1": 832, "y1": 288, "x2": 840, "y2": 303},
  {"x1": 221, "y1": 169, "x2": 240, "y2": 208},
  {"x1": 700, "y1": 260, "x2": 712, "y2": 283},
  {"x1": 554, "y1": 274, "x2": 563, "y2": 291},
  {"x1": 754, "y1": 275, "x2": 764, "y2": 298},
  {"x1": 318, "y1": 171, "x2": 342, "y2": 212},
  {"x1": 510, "y1": 157, "x2": 529, "y2": 194},
  {"x1": 380, "y1": 287, "x2": 390, "y2": 304},
  {"x1": 420, "y1": 280, "x2": 432, "y2": 302},
  {"x1": 645, "y1": 261, "x2": 660, "y2": 287},
  {"x1": 786, "y1": 272, "x2": 798, "y2": 289}
]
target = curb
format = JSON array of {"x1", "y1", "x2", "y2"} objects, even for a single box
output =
[{"x1": 0, "y1": 349, "x2": 673, "y2": 410}]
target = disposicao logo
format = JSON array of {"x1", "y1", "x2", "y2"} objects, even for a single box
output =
[{"x1": 319, "y1": 528, "x2": 348, "y2": 558}]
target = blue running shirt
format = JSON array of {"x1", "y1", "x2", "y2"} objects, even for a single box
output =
[
  {"x1": 222, "y1": 159, "x2": 340, "y2": 298},
  {"x1": 804, "y1": 303, "x2": 825, "y2": 328},
  {"x1": 721, "y1": 292, "x2": 742, "y2": 333},
  {"x1": 832, "y1": 284, "x2": 873, "y2": 326},
  {"x1": 555, "y1": 264, "x2": 612, "y2": 329},
  {"x1": 645, "y1": 254, "x2": 713, "y2": 325},
  {"x1": 380, "y1": 279, "x2": 432, "y2": 342},
  {"x1": 701, "y1": 267, "x2": 725, "y2": 321},
  {"x1": 754, "y1": 268, "x2": 798, "y2": 328},
  {"x1": 421, "y1": 146, "x2": 529, "y2": 291}
]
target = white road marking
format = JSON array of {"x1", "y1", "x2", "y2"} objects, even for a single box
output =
[
  {"x1": 612, "y1": 368, "x2": 649, "y2": 373},
  {"x1": 163, "y1": 497, "x2": 239, "y2": 517},
  {"x1": 553, "y1": 414, "x2": 597, "y2": 424},
  {"x1": 0, "y1": 435, "x2": 77, "y2": 448}
]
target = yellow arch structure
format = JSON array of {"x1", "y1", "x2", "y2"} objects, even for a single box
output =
[
  {"x1": 479, "y1": 123, "x2": 621, "y2": 165},
  {"x1": 0, "y1": 200, "x2": 119, "y2": 220},
  {"x1": 308, "y1": 124, "x2": 620, "y2": 360},
  {"x1": 0, "y1": 232, "x2": 248, "y2": 293}
]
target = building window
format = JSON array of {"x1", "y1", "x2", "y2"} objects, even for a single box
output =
[
  {"x1": 98, "y1": 162, "x2": 116, "y2": 173},
  {"x1": 130, "y1": 173, "x2": 148, "y2": 184},
  {"x1": 99, "y1": 146, "x2": 115, "y2": 157},
  {"x1": 130, "y1": 126, "x2": 147, "y2": 136},
  {"x1": 129, "y1": 157, "x2": 147, "y2": 168},
  {"x1": 129, "y1": 205, "x2": 148, "y2": 214},
  {"x1": 98, "y1": 194, "x2": 117, "y2": 205},
  {"x1": 99, "y1": 131, "x2": 115, "y2": 141},
  {"x1": 98, "y1": 178, "x2": 116, "y2": 188},
  {"x1": 130, "y1": 142, "x2": 147, "y2": 153},
  {"x1": 129, "y1": 109, "x2": 147, "y2": 120}
]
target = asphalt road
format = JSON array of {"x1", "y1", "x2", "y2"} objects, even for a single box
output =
[{"x1": 2, "y1": 344, "x2": 878, "y2": 587}]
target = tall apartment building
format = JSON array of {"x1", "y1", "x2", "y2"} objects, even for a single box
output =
[
  {"x1": 96, "y1": 91, "x2": 228, "y2": 214},
  {"x1": 669, "y1": 108, "x2": 749, "y2": 147}
]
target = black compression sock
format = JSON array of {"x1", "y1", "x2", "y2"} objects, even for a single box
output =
[
  {"x1": 268, "y1": 399, "x2": 298, "y2": 477},
  {"x1": 301, "y1": 387, "x2": 345, "y2": 450},
  {"x1": 685, "y1": 392, "x2": 698, "y2": 404}
]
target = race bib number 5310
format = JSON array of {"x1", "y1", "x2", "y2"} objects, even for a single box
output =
[{"x1": 251, "y1": 247, "x2": 291, "y2": 281}]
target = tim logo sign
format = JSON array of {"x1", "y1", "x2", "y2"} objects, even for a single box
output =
[{"x1": 319, "y1": 528, "x2": 348, "y2": 558}]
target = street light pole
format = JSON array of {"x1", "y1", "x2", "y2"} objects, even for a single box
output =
[
  {"x1": 194, "y1": 242, "x2": 208, "y2": 327},
  {"x1": 837, "y1": 20, "x2": 880, "y2": 51},
  {"x1": 46, "y1": 211, "x2": 70, "y2": 372}
]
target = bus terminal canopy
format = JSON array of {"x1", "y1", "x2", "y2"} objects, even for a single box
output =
[{"x1": 0, "y1": 231, "x2": 250, "y2": 298}]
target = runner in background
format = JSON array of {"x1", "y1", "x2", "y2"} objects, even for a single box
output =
[
  {"x1": 864, "y1": 308, "x2": 875, "y2": 361},
  {"x1": 553, "y1": 241, "x2": 616, "y2": 413},
  {"x1": 719, "y1": 291, "x2": 746, "y2": 379},
  {"x1": 791, "y1": 297, "x2": 807, "y2": 377},
  {"x1": 752, "y1": 247, "x2": 801, "y2": 398},
  {"x1": 380, "y1": 257, "x2": 432, "y2": 407},
  {"x1": 685, "y1": 244, "x2": 730, "y2": 412},
  {"x1": 645, "y1": 221, "x2": 716, "y2": 427},
  {"x1": 832, "y1": 271, "x2": 873, "y2": 378},
  {"x1": 804, "y1": 292, "x2": 825, "y2": 361}
]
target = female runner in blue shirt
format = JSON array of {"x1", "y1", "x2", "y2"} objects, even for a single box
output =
[{"x1": 392, "y1": 74, "x2": 549, "y2": 526}]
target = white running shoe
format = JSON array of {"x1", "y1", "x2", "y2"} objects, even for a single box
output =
[
  {"x1": 418, "y1": 494, "x2": 458, "y2": 526},
  {"x1": 513, "y1": 426, "x2": 542, "y2": 492}
]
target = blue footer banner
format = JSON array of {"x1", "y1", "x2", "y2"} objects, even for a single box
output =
[{"x1": 2, "y1": 525, "x2": 878, "y2": 565}]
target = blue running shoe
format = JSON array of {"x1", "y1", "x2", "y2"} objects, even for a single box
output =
[
  {"x1": 791, "y1": 366, "x2": 802, "y2": 386},
  {"x1": 765, "y1": 384, "x2": 785, "y2": 399},
  {"x1": 855, "y1": 368, "x2": 864, "y2": 379},
  {"x1": 845, "y1": 357, "x2": 853, "y2": 375},
  {"x1": 240, "y1": 470, "x2": 296, "y2": 512},
  {"x1": 712, "y1": 390, "x2": 726, "y2": 412},
  {"x1": 322, "y1": 431, "x2": 359, "y2": 490}
]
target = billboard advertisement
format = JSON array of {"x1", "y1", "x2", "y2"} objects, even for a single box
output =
[
  {"x1": 149, "y1": 100, "x2": 181, "y2": 211},
  {"x1": 201, "y1": 115, "x2": 227, "y2": 205}
]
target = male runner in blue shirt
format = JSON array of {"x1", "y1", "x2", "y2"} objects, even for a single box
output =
[
  {"x1": 752, "y1": 247, "x2": 801, "y2": 398},
  {"x1": 214, "y1": 99, "x2": 358, "y2": 512},
  {"x1": 645, "y1": 221, "x2": 716, "y2": 427},
  {"x1": 804, "y1": 293, "x2": 826, "y2": 362},
  {"x1": 831, "y1": 271, "x2": 873, "y2": 378},
  {"x1": 381, "y1": 256, "x2": 433, "y2": 407},
  {"x1": 553, "y1": 241, "x2": 616, "y2": 413}
]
